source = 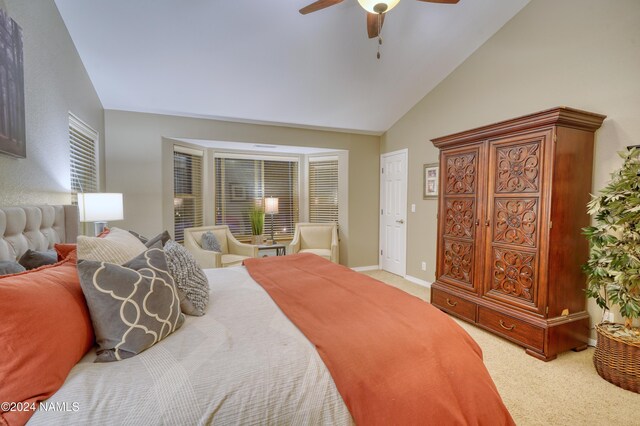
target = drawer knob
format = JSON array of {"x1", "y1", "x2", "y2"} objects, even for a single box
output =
[
  {"x1": 446, "y1": 298, "x2": 458, "y2": 307},
  {"x1": 499, "y1": 320, "x2": 516, "y2": 331}
]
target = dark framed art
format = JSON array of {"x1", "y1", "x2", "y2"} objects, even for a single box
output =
[
  {"x1": 423, "y1": 163, "x2": 439, "y2": 199},
  {"x1": 0, "y1": 9, "x2": 25, "y2": 158}
]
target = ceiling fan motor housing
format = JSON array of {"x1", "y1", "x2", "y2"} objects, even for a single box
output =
[
  {"x1": 373, "y1": 3, "x2": 388, "y2": 13},
  {"x1": 357, "y1": 0, "x2": 400, "y2": 14}
]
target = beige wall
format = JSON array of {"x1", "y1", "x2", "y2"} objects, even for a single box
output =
[
  {"x1": 104, "y1": 110, "x2": 380, "y2": 267},
  {"x1": 381, "y1": 0, "x2": 640, "y2": 334},
  {"x1": 0, "y1": 0, "x2": 104, "y2": 205}
]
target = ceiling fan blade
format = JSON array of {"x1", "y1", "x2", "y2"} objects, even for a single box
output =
[
  {"x1": 366, "y1": 13, "x2": 385, "y2": 39},
  {"x1": 299, "y1": 0, "x2": 344, "y2": 15},
  {"x1": 416, "y1": 0, "x2": 459, "y2": 3}
]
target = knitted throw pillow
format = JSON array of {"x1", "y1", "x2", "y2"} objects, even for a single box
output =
[{"x1": 164, "y1": 239, "x2": 210, "y2": 316}]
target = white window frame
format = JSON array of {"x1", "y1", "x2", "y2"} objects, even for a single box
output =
[
  {"x1": 214, "y1": 152, "x2": 300, "y2": 241},
  {"x1": 173, "y1": 145, "x2": 205, "y2": 243},
  {"x1": 69, "y1": 112, "x2": 99, "y2": 203},
  {"x1": 308, "y1": 155, "x2": 339, "y2": 224}
]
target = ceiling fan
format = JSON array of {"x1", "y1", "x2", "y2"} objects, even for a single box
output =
[{"x1": 299, "y1": 0, "x2": 460, "y2": 39}]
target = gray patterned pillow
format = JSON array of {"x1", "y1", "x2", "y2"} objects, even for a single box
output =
[
  {"x1": 77, "y1": 247, "x2": 185, "y2": 362},
  {"x1": 201, "y1": 231, "x2": 222, "y2": 252},
  {"x1": 164, "y1": 239, "x2": 210, "y2": 316}
]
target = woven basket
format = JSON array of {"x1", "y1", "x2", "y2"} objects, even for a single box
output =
[{"x1": 594, "y1": 323, "x2": 640, "y2": 393}]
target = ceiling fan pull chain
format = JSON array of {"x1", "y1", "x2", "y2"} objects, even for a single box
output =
[{"x1": 377, "y1": 13, "x2": 382, "y2": 59}]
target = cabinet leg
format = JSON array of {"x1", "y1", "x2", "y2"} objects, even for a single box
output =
[
  {"x1": 525, "y1": 348, "x2": 557, "y2": 362},
  {"x1": 572, "y1": 344, "x2": 588, "y2": 352}
]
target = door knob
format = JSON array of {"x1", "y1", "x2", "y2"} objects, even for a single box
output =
[{"x1": 396, "y1": 219, "x2": 405, "y2": 224}]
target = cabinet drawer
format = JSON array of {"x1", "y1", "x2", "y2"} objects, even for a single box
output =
[
  {"x1": 478, "y1": 307, "x2": 544, "y2": 350},
  {"x1": 431, "y1": 289, "x2": 476, "y2": 322}
]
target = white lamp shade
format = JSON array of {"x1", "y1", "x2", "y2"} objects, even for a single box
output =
[
  {"x1": 265, "y1": 197, "x2": 279, "y2": 214},
  {"x1": 78, "y1": 193, "x2": 124, "y2": 222},
  {"x1": 357, "y1": 0, "x2": 401, "y2": 14}
]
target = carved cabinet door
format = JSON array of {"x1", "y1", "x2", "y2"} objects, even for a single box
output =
[
  {"x1": 436, "y1": 143, "x2": 486, "y2": 293},
  {"x1": 482, "y1": 130, "x2": 552, "y2": 313}
]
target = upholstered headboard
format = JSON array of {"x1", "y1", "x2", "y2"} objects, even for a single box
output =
[{"x1": 0, "y1": 205, "x2": 79, "y2": 262}]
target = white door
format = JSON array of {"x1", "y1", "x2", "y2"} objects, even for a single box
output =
[{"x1": 380, "y1": 150, "x2": 407, "y2": 276}]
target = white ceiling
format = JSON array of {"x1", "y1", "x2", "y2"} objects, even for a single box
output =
[{"x1": 55, "y1": 0, "x2": 529, "y2": 134}]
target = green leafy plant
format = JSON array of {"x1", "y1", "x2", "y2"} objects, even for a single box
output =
[
  {"x1": 583, "y1": 148, "x2": 640, "y2": 329},
  {"x1": 249, "y1": 205, "x2": 265, "y2": 236}
]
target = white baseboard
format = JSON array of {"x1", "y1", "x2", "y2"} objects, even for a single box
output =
[
  {"x1": 588, "y1": 338, "x2": 597, "y2": 347},
  {"x1": 404, "y1": 275, "x2": 432, "y2": 288},
  {"x1": 351, "y1": 265, "x2": 380, "y2": 272}
]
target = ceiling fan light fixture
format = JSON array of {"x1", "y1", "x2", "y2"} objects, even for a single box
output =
[{"x1": 357, "y1": 0, "x2": 400, "y2": 14}]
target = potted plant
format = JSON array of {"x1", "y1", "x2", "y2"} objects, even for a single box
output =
[
  {"x1": 583, "y1": 147, "x2": 640, "y2": 393},
  {"x1": 249, "y1": 205, "x2": 265, "y2": 245}
]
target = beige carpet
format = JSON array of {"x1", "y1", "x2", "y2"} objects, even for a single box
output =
[{"x1": 362, "y1": 270, "x2": 640, "y2": 425}]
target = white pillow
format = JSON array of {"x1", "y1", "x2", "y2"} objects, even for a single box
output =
[{"x1": 77, "y1": 227, "x2": 147, "y2": 264}]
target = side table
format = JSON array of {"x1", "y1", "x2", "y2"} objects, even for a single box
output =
[{"x1": 257, "y1": 243, "x2": 286, "y2": 257}]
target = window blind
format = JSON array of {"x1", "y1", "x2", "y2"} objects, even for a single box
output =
[
  {"x1": 174, "y1": 146, "x2": 204, "y2": 243},
  {"x1": 69, "y1": 113, "x2": 98, "y2": 204},
  {"x1": 309, "y1": 157, "x2": 339, "y2": 223},
  {"x1": 215, "y1": 156, "x2": 299, "y2": 241}
]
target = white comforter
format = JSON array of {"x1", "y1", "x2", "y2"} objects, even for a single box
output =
[{"x1": 29, "y1": 267, "x2": 353, "y2": 425}]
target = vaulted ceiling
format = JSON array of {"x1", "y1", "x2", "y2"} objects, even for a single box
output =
[{"x1": 55, "y1": 0, "x2": 529, "y2": 134}]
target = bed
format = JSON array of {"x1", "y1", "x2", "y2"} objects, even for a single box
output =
[{"x1": 0, "y1": 205, "x2": 513, "y2": 425}]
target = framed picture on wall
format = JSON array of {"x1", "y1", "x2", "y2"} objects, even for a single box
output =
[
  {"x1": 423, "y1": 163, "x2": 439, "y2": 199},
  {"x1": 0, "y1": 9, "x2": 25, "y2": 158}
]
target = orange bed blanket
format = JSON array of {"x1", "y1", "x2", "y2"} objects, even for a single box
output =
[{"x1": 244, "y1": 253, "x2": 514, "y2": 425}]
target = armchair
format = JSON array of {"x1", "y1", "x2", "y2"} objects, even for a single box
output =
[
  {"x1": 184, "y1": 225, "x2": 258, "y2": 269},
  {"x1": 288, "y1": 222, "x2": 339, "y2": 263}
]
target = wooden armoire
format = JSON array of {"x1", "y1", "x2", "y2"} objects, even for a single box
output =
[{"x1": 431, "y1": 107, "x2": 606, "y2": 361}]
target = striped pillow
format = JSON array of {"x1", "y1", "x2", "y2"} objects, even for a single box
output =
[{"x1": 77, "y1": 227, "x2": 146, "y2": 264}]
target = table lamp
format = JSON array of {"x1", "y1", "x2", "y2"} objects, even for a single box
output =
[
  {"x1": 264, "y1": 197, "x2": 279, "y2": 244},
  {"x1": 78, "y1": 193, "x2": 124, "y2": 235}
]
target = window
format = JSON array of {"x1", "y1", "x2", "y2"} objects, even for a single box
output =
[
  {"x1": 69, "y1": 113, "x2": 98, "y2": 203},
  {"x1": 309, "y1": 157, "x2": 339, "y2": 223},
  {"x1": 215, "y1": 155, "x2": 299, "y2": 241},
  {"x1": 174, "y1": 146, "x2": 204, "y2": 243}
]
